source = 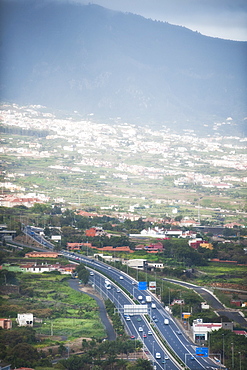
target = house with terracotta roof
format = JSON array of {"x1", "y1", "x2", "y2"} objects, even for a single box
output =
[
  {"x1": 224, "y1": 222, "x2": 244, "y2": 228},
  {"x1": 25, "y1": 251, "x2": 58, "y2": 258},
  {"x1": 100, "y1": 246, "x2": 133, "y2": 253},
  {"x1": 145, "y1": 242, "x2": 164, "y2": 252},
  {"x1": 67, "y1": 242, "x2": 83, "y2": 251},
  {"x1": 85, "y1": 227, "x2": 106, "y2": 237},
  {"x1": 0, "y1": 318, "x2": 12, "y2": 329},
  {"x1": 179, "y1": 219, "x2": 199, "y2": 227},
  {"x1": 188, "y1": 238, "x2": 203, "y2": 249}
]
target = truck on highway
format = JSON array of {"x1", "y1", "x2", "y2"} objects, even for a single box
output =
[
  {"x1": 146, "y1": 296, "x2": 152, "y2": 303},
  {"x1": 164, "y1": 318, "x2": 169, "y2": 325}
]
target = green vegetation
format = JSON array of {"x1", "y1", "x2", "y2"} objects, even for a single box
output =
[
  {"x1": 0, "y1": 269, "x2": 105, "y2": 339},
  {"x1": 209, "y1": 329, "x2": 247, "y2": 370},
  {"x1": 105, "y1": 299, "x2": 125, "y2": 336},
  {"x1": 59, "y1": 341, "x2": 152, "y2": 370},
  {"x1": 1, "y1": 114, "x2": 247, "y2": 225}
]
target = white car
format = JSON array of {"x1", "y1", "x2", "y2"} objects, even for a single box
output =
[
  {"x1": 125, "y1": 316, "x2": 130, "y2": 321},
  {"x1": 138, "y1": 327, "x2": 143, "y2": 332},
  {"x1": 156, "y1": 352, "x2": 161, "y2": 359},
  {"x1": 120, "y1": 276, "x2": 123, "y2": 280}
]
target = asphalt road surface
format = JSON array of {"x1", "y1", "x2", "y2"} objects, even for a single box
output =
[
  {"x1": 69, "y1": 279, "x2": 116, "y2": 341},
  {"x1": 163, "y1": 278, "x2": 247, "y2": 328}
]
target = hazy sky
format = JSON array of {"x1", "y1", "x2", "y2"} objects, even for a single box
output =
[{"x1": 76, "y1": 0, "x2": 247, "y2": 41}]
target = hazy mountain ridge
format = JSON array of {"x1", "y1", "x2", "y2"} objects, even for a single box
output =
[{"x1": 1, "y1": 0, "x2": 246, "y2": 131}]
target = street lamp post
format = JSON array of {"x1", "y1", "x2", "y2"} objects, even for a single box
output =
[
  {"x1": 222, "y1": 333, "x2": 225, "y2": 366},
  {"x1": 163, "y1": 357, "x2": 166, "y2": 370},
  {"x1": 239, "y1": 352, "x2": 241, "y2": 370},
  {"x1": 208, "y1": 331, "x2": 210, "y2": 357},
  {"x1": 51, "y1": 321, "x2": 53, "y2": 336},
  {"x1": 156, "y1": 286, "x2": 161, "y2": 299},
  {"x1": 133, "y1": 286, "x2": 138, "y2": 299},
  {"x1": 185, "y1": 353, "x2": 190, "y2": 367},
  {"x1": 152, "y1": 341, "x2": 155, "y2": 367},
  {"x1": 231, "y1": 342, "x2": 234, "y2": 370},
  {"x1": 66, "y1": 346, "x2": 70, "y2": 359}
]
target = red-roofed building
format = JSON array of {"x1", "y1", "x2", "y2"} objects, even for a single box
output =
[
  {"x1": 145, "y1": 242, "x2": 164, "y2": 251},
  {"x1": 25, "y1": 251, "x2": 58, "y2": 258},
  {"x1": 224, "y1": 222, "x2": 244, "y2": 228},
  {"x1": 192, "y1": 320, "x2": 222, "y2": 341},
  {"x1": 67, "y1": 243, "x2": 83, "y2": 251},
  {"x1": 85, "y1": 227, "x2": 106, "y2": 237},
  {"x1": 135, "y1": 244, "x2": 146, "y2": 250},
  {"x1": 101, "y1": 246, "x2": 133, "y2": 253},
  {"x1": 77, "y1": 210, "x2": 98, "y2": 218},
  {"x1": 233, "y1": 330, "x2": 247, "y2": 336},
  {"x1": 0, "y1": 318, "x2": 12, "y2": 329},
  {"x1": 188, "y1": 238, "x2": 203, "y2": 250}
]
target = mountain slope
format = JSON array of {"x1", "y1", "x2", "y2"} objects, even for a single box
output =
[{"x1": 1, "y1": 0, "x2": 246, "y2": 130}]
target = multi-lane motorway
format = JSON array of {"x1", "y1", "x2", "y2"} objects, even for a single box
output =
[
  {"x1": 62, "y1": 251, "x2": 221, "y2": 370},
  {"x1": 20, "y1": 226, "x2": 222, "y2": 369}
]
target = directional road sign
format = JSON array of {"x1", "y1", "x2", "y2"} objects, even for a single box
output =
[
  {"x1": 196, "y1": 347, "x2": 209, "y2": 357},
  {"x1": 124, "y1": 304, "x2": 148, "y2": 315},
  {"x1": 138, "y1": 281, "x2": 147, "y2": 290}
]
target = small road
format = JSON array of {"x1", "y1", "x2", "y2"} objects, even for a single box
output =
[
  {"x1": 69, "y1": 279, "x2": 116, "y2": 341},
  {"x1": 163, "y1": 278, "x2": 247, "y2": 328}
]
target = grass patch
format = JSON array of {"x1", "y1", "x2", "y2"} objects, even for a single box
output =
[
  {"x1": 38, "y1": 317, "x2": 105, "y2": 339},
  {"x1": 6, "y1": 272, "x2": 106, "y2": 341}
]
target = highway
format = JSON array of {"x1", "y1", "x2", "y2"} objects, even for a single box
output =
[
  {"x1": 19, "y1": 226, "x2": 222, "y2": 369},
  {"x1": 24, "y1": 225, "x2": 55, "y2": 249},
  {"x1": 63, "y1": 251, "x2": 221, "y2": 370}
]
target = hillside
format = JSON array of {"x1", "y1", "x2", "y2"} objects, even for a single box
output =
[{"x1": 0, "y1": 0, "x2": 246, "y2": 133}]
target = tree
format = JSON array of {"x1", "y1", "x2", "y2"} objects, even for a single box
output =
[
  {"x1": 127, "y1": 358, "x2": 153, "y2": 369},
  {"x1": 76, "y1": 264, "x2": 90, "y2": 284},
  {"x1": 7, "y1": 343, "x2": 40, "y2": 368}
]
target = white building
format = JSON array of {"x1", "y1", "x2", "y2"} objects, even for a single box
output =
[
  {"x1": 16, "y1": 313, "x2": 33, "y2": 327},
  {"x1": 148, "y1": 262, "x2": 164, "y2": 269},
  {"x1": 192, "y1": 319, "x2": 227, "y2": 341},
  {"x1": 123, "y1": 259, "x2": 147, "y2": 270},
  {"x1": 24, "y1": 264, "x2": 51, "y2": 273}
]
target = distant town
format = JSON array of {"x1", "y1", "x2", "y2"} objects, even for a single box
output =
[{"x1": 0, "y1": 103, "x2": 246, "y2": 225}]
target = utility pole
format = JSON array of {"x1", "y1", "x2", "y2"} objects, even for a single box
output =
[{"x1": 231, "y1": 342, "x2": 234, "y2": 370}]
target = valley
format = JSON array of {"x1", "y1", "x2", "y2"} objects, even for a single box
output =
[{"x1": 0, "y1": 103, "x2": 246, "y2": 225}]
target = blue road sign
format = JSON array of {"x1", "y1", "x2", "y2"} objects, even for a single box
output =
[
  {"x1": 138, "y1": 281, "x2": 147, "y2": 290},
  {"x1": 196, "y1": 347, "x2": 209, "y2": 357}
]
